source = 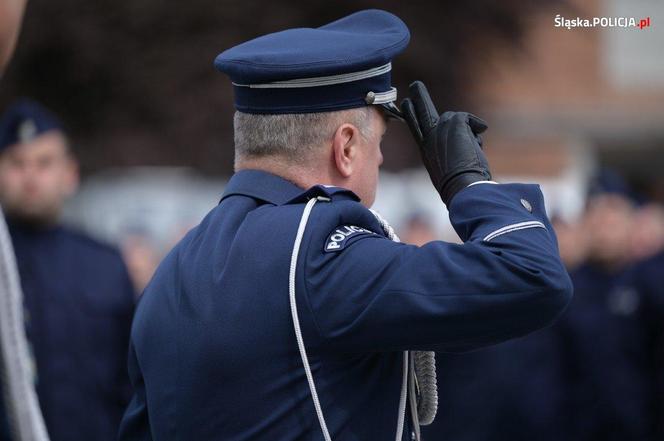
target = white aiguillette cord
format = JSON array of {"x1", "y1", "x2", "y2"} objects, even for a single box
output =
[
  {"x1": 370, "y1": 209, "x2": 438, "y2": 434},
  {"x1": 0, "y1": 208, "x2": 50, "y2": 441},
  {"x1": 289, "y1": 197, "x2": 437, "y2": 441}
]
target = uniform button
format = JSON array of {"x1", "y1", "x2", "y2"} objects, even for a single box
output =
[{"x1": 520, "y1": 198, "x2": 532, "y2": 212}]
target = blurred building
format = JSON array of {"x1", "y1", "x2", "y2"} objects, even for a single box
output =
[{"x1": 468, "y1": 0, "x2": 664, "y2": 212}]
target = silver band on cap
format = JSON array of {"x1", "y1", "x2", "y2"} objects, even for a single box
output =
[{"x1": 233, "y1": 62, "x2": 392, "y2": 89}]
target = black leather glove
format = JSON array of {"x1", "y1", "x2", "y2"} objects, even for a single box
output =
[{"x1": 400, "y1": 81, "x2": 492, "y2": 206}]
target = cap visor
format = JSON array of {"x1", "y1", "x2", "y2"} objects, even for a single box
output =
[{"x1": 379, "y1": 102, "x2": 404, "y2": 122}]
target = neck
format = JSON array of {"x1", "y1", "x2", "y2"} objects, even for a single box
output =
[
  {"x1": 5, "y1": 213, "x2": 60, "y2": 232},
  {"x1": 235, "y1": 156, "x2": 340, "y2": 190}
]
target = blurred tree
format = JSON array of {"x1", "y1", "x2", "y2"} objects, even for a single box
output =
[{"x1": 0, "y1": 0, "x2": 563, "y2": 176}]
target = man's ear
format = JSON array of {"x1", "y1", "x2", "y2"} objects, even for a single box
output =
[{"x1": 332, "y1": 123, "x2": 360, "y2": 178}]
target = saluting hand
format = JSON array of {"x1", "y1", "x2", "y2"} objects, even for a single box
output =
[{"x1": 400, "y1": 81, "x2": 492, "y2": 206}]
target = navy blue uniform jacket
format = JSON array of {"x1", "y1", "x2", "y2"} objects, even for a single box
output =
[
  {"x1": 5, "y1": 222, "x2": 134, "y2": 441},
  {"x1": 119, "y1": 169, "x2": 572, "y2": 440},
  {"x1": 558, "y1": 263, "x2": 656, "y2": 441}
]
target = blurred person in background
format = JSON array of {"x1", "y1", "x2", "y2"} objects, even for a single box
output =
[
  {"x1": 551, "y1": 216, "x2": 589, "y2": 272},
  {"x1": 399, "y1": 212, "x2": 437, "y2": 247},
  {"x1": 630, "y1": 199, "x2": 664, "y2": 438},
  {"x1": 556, "y1": 172, "x2": 658, "y2": 441},
  {"x1": 630, "y1": 203, "x2": 664, "y2": 261},
  {"x1": 118, "y1": 226, "x2": 160, "y2": 294},
  {"x1": 422, "y1": 325, "x2": 567, "y2": 441},
  {"x1": 0, "y1": 99, "x2": 135, "y2": 441},
  {"x1": 632, "y1": 236, "x2": 664, "y2": 439}
]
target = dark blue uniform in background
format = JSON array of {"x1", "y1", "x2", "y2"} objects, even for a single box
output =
[
  {"x1": 423, "y1": 256, "x2": 662, "y2": 441},
  {"x1": 7, "y1": 220, "x2": 134, "y2": 441},
  {"x1": 0, "y1": 392, "x2": 8, "y2": 441},
  {"x1": 634, "y1": 251, "x2": 664, "y2": 439},
  {"x1": 422, "y1": 326, "x2": 566, "y2": 441},
  {"x1": 557, "y1": 262, "x2": 654, "y2": 441},
  {"x1": 119, "y1": 170, "x2": 572, "y2": 440}
]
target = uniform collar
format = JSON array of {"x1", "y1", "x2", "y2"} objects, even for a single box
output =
[
  {"x1": 5, "y1": 216, "x2": 62, "y2": 236},
  {"x1": 220, "y1": 169, "x2": 306, "y2": 205}
]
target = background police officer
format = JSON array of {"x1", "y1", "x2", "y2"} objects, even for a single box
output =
[
  {"x1": 120, "y1": 10, "x2": 572, "y2": 440},
  {"x1": 0, "y1": 99, "x2": 135, "y2": 441}
]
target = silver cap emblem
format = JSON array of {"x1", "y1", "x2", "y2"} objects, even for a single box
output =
[{"x1": 18, "y1": 119, "x2": 38, "y2": 143}]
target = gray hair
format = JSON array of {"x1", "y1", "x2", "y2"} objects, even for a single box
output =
[{"x1": 233, "y1": 107, "x2": 374, "y2": 164}]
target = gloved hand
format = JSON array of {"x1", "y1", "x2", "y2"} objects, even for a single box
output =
[{"x1": 400, "y1": 81, "x2": 492, "y2": 206}]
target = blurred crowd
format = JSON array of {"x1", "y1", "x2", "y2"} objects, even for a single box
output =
[{"x1": 1, "y1": 97, "x2": 663, "y2": 441}]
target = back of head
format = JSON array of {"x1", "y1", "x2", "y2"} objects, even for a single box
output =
[{"x1": 233, "y1": 107, "x2": 373, "y2": 167}]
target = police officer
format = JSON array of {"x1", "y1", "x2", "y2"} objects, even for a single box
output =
[
  {"x1": 0, "y1": 99, "x2": 135, "y2": 441},
  {"x1": 119, "y1": 10, "x2": 572, "y2": 440},
  {"x1": 558, "y1": 182, "x2": 657, "y2": 441},
  {"x1": 634, "y1": 248, "x2": 664, "y2": 438}
]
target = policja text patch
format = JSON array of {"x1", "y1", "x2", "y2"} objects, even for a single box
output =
[{"x1": 325, "y1": 225, "x2": 376, "y2": 252}]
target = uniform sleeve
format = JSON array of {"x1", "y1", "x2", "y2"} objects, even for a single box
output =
[{"x1": 298, "y1": 183, "x2": 573, "y2": 354}]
